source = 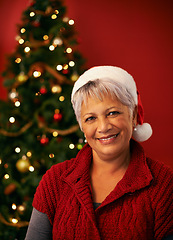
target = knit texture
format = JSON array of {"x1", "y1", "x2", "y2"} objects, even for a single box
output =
[{"x1": 33, "y1": 140, "x2": 173, "y2": 240}]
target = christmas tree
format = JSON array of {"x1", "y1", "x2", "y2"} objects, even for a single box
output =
[{"x1": 0, "y1": 0, "x2": 85, "y2": 239}]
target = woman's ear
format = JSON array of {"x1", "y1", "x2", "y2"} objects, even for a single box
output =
[{"x1": 133, "y1": 105, "x2": 138, "y2": 126}]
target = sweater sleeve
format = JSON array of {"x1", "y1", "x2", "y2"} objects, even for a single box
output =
[
  {"x1": 151, "y1": 162, "x2": 173, "y2": 239},
  {"x1": 32, "y1": 164, "x2": 61, "y2": 225}
]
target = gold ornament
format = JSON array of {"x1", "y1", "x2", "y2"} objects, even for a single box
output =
[
  {"x1": 16, "y1": 72, "x2": 28, "y2": 83},
  {"x1": 16, "y1": 158, "x2": 30, "y2": 173}
]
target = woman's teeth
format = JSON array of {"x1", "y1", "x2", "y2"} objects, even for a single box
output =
[{"x1": 98, "y1": 133, "x2": 119, "y2": 141}]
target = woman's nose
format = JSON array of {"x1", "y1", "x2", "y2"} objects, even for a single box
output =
[{"x1": 97, "y1": 117, "x2": 112, "y2": 133}]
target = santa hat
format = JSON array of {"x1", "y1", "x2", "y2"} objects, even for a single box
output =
[{"x1": 71, "y1": 66, "x2": 152, "y2": 142}]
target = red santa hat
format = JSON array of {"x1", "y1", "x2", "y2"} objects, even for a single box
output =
[{"x1": 71, "y1": 66, "x2": 152, "y2": 142}]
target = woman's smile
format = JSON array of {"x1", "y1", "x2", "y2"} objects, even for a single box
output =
[{"x1": 81, "y1": 94, "x2": 134, "y2": 161}]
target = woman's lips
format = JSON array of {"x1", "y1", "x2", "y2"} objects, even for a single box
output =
[{"x1": 97, "y1": 133, "x2": 120, "y2": 143}]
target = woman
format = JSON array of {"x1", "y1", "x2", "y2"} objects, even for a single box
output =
[{"x1": 25, "y1": 66, "x2": 173, "y2": 240}]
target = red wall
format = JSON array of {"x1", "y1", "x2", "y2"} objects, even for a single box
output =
[{"x1": 0, "y1": 0, "x2": 173, "y2": 168}]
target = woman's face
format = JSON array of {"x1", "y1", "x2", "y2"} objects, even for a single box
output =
[{"x1": 81, "y1": 94, "x2": 136, "y2": 161}]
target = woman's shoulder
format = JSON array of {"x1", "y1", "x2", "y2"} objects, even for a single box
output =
[{"x1": 147, "y1": 157, "x2": 173, "y2": 179}]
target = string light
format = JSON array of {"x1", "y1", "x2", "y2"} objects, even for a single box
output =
[
  {"x1": 9, "y1": 117, "x2": 15, "y2": 123},
  {"x1": 52, "y1": 131, "x2": 58, "y2": 137},
  {"x1": 68, "y1": 19, "x2": 74, "y2": 25},
  {"x1": 11, "y1": 218, "x2": 18, "y2": 224},
  {"x1": 69, "y1": 144, "x2": 75, "y2": 149},
  {"x1": 24, "y1": 47, "x2": 31, "y2": 53},
  {"x1": 14, "y1": 100, "x2": 20, "y2": 107},
  {"x1": 33, "y1": 70, "x2": 41, "y2": 78},
  {"x1": 43, "y1": 35, "x2": 49, "y2": 40},
  {"x1": 19, "y1": 38, "x2": 24, "y2": 44},
  {"x1": 77, "y1": 144, "x2": 83, "y2": 150},
  {"x1": 49, "y1": 153, "x2": 55, "y2": 158},
  {"x1": 9, "y1": 89, "x2": 18, "y2": 99},
  {"x1": 66, "y1": 47, "x2": 72, "y2": 53},
  {"x1": 20, "y1": 28, "x2": 26, "y2": 34},
  {"x1": 69, "y1": 61, "x2": 75, "y2": 67},
  {"x1": 51, "y1": 85, "x2": 62, "y2": 93},
  {"x1": 55, "y1": 10, "x2": 59, "y2": 14},
  {"x1": 49, "y1": 45, "x2": 55, "y2": 51},
  {"x1": 51, "y1": 14, "x2": 57, "y2": 19},
  {"x1": 18, "y1": 205, "x2": 25, "y2": 212},
  {"x1": 0, "y1": 159, "x2": 2, "y2": 164},
  {"x1": 59, "y1": 96, "x2": 65, "y2": 102},
  {"x1": 12, "y1": 203, "x2": 17, "y2": 210},
  {"x1": 26, "y1": 151, "x2": 32, "y2": 157},
  {"x1": 29, "y1": 166, "x2": 34, "y2": 172},
  {"x1": 63, "y1": 64, "x2": 68, "y2": 70},
  {"x1": 53, "y1": 37, "x2": 63, "y2": 46},
  {"x1": 4, "y1": 174, "x2": 10, "y2": 180},
  {"x1": 30, "y1": 12, "x2": 35, "y2": 17},
  {"x1": 15, "y1": 57, "x2": 22, "y2": 64},
  {"x1": 56, "y1": 65, "x2": 63, "y2": 71},
  {"x1": 15, "y1": 147, "x2": 21, "y2": 153}
]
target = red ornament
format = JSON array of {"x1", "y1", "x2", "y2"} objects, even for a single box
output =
[
  {"x1": 54, "y1": 113, "x2": 63, "y2": 122},
  {"x1": 40, "y1": 136, "x2": 49, "y2": 145},
  {"x1": 62, "y1": 69, "x2": 69, "y2": 74},
  {"x1": 32, "y1": 21, "x2": 40, "y2": 27},
  {"x1": 40, "y1": 86, "x2": 47, "y2": 94}
]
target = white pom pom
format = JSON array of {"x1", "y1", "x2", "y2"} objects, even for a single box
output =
[{"x1": 132, "y1": 123, "x2": 153, "y2": 142}]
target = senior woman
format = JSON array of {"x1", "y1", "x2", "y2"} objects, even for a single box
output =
[{"x1": 25, "y1": 66, "x2": 173, "y2": 240}]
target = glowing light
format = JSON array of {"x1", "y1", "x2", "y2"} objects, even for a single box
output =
[
  {"x1": 26, "y1": 151, "x2": 32, "y2": 157},
  {"x1": 15, "y1": 58, "x2": 22, "y2": 64},
  {"x1": 66, "y1": 47, "x2": 72, "y2": 54},
  {"x1": 19, "y1": 38, "x2": 24, "y2": 44},
  {"x1": 30, "y1": 12, "x2": 35, "y2": 17},
  {"x1": 51, "y1": 85, "x2": 62, "y2": 93},
  {"x1": 53, "y1": 37, "x2": 63, "y2": 46},
  {"x1": 69, "y1": 61, "x2": 75, "y2": 67},
  {"x1": 59, "y1": 96, "x2": 65, "y2": 102},
  {"x1": 33, "y1": 71, "x2": 41, "y2": 78},
  {"x1": 29, "y1": 166, "x2": 34, "y2": 172},
  {"x1": 18, "y1": 205, "x2": 25, "y2": 212},
  {"x1": 53, "y1": 131, "x2": 58, "y2": 137},
  {"x1": 0, "y1": 159, "x2": 2, "y2": 164},
  {"x1": 51, "y1": 14, "x2": 57, "y2": 19},
  {"x1": 11, "y1": 218, "x2": 18, "y2": 224},
  {"x1": 9, "y1": 117, "x2": 15, "y2": 123},
  {"x1": 49, "y1": 45, "x2": 55, "y2": 51},
  {"x1": 15, "y1": 101, "x2": 20, "y2": 107},
  {"x1": 56, "y1": 65, "x2": 63, "y2": 71},
  {"x1": 43, "y1": 35, "x2": 49, "y2": 40},
  {"x1": 9, "y1": 90, "x2": 18, "y2": 99},
  {"x1": 15, "y1": 147, "x2": 21, "y2": 153},
  {"x1": 77, "y1": 144, "x2": 83, "y2": 150},
  {"x1": 69, "y1": 19, "x2": 74, "y2": 25},
  {"x1": 69, "y1": 144, "x2": 75, "y2": 149},
  {"x1": 20, "y1": 28, "x2": 26, "y2": 34},
  {"x1": 63, "y1": 17, "x2": 69, "y2": 22},
  {"x1": 12, "y1": 204, "x2": 17, "y2": 210},
  {"x1": 24, "y1": 47, "x2": 30, "y2": 53},
  {"x1": 55, "y1": 10, "x2": 59, "y2": 14},
  {"x1": 63, "y1": 64, "x2": 68, "y2": 70},
  {"x1": 4, "y1": 174, "x2": 10, "y2": 179},
  {"x1": 49, "y1": 153, "x2": 55, "y2": 158}
]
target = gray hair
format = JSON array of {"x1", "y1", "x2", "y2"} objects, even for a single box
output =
[{"x1": 72, "y1": 78, "x2": 136, "y2": 129}]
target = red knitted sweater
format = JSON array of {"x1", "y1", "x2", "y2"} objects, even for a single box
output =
[{"x1": 33, "y1": 140, "x2": 173, "y2": 240}]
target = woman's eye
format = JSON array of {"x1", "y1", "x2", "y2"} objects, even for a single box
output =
[
  {"x1": 85, "y1": 116, "x2": 95, "y2": 122},
  {"x1": 108, "y1": 111, "x2": 120, "y2": 116}
]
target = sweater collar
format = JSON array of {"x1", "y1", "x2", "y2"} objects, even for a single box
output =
[{"x1": 61, "y1": 140, "x2": 153, "y2": 203}]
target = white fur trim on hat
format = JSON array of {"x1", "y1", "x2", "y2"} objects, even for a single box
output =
[{"x1": 71, "y1": 66, "x2": 138, "y2": 104}]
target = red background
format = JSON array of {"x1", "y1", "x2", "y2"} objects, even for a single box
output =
[{"x1": 0, "y1": 0, "x2": 173, "y2": 168}]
